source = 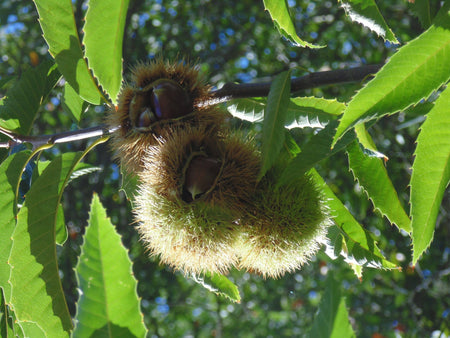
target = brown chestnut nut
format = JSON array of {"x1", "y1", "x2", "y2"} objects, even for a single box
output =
[
  {"x1": 130, "y1": 79, "x2": 192, "y2": 130},
  {"x1": 183, "y1": 155, "x2": 221, "y2": 202}
]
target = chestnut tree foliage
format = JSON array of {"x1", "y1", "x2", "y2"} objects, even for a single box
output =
[{"x1": 0, "y1": 0, "x2": 449, "y2": 337}]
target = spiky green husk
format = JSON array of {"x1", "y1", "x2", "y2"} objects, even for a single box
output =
[
  {"x1": 141, "y1": 124, "x2": 260, "y2": 214},
  {"x1": 106, "y1": 58, "x2": 226, "y2": 174},
  {"x1": 135, "y1": 185, "x2": 239, "y2": 274},
  {"x1": 237, "y1": 174, "x2": 329, "y2": 278}
]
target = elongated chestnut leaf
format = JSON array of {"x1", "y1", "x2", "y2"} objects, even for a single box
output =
[
  {"x1": 83, "y1": 0, "x2": 130, "y2": 104},
  {"x1": 411, "y1": 86, "x2": 450, "y2": 265},
  {"x1": 333, "y1": 2, "x2": 450, "y2": 146},
  {"x1": 73, "y1": 194, "x2": 147, "y2": 337},
  {"x1": 34, "y1": 0, "x2": 105, "y2": 104}
]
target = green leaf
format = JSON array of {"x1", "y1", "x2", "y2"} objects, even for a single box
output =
[
  {"x1": 285, "y1": 97, "x2": 344, "y2": 129},
  {"x1": 0, "y1": 60, "x2": 60, "y2": 134},
  {"x1": 263, "y1": 0, "x2": 323, "y2": 48},
  {"x1": 120, "y1": 165, "x2": 139, "y2": 204},
  {"x1": 411, "y1": 86, "x2": 450, "y2": 265},
  {"x1": 194, "y1": 273, "x2": 241, "y2": 303},
  {"x1": 259, "y1": 70, "x2": 292, "y2": 179},
  {"x1": 308, "y1": 274, "x2": 355, "y2": 338},
  {"x1": 0, "y1": 151, "x2": 32, "y2": 300},
  {"x1": 340, "y1": 0, "x2": 398, "y2": 43},
  {"x1": 1, "y1": 287, "x2": 15, "y2": 338},
  {"x1": 227, "y1": 98, "x2": 265, "y2": 122},
  {"x1": 311, "y1": 171, "x2": 397, "y2": 271},
  {"x1": 9, "y1": 152, "x2": 88, "y2": 335},
  {"x1": 347, "y1": 140, "x2": 411, "y2": 233},
  {"x1": 411, "y1": 0, "x2": 433, "y2": 29},
  {"x1": 83, "y1": 0, "x2": 129, "y2": 104},
  {"x1": 278, "y1": 120, "x2": 356, "y2": 186},
  {"x1": 55, "y1": 204, "x2": 68, "y2": 245},
  {"x1": 333, "y1": 3, "x2": 450, "y2": 146},
  {"x1": 34, "y1": 0, "x2": 104, "y2": 105},
  {"x1": 73, "y1": 194, "x2": 147, "y2": 338},
  {"x1": 62, "y1": 82, "x2": 88, "y2": 123}
]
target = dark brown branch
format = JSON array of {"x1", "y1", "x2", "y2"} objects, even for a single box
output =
[
  {"x1": 209, "y1": 64, "x2": 382, "y2": 101},
  {"x1": 0, "y1": 64, "x2": 382, "y2": 148}
]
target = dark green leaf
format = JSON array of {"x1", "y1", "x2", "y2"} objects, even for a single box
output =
[
  {"x1": 73, "y1": 194, "x2": 147, "y2": 338},
  {"x1": 259, "y1": 70, "x2": 291, "y2": 179},
  {"x1": 0, "y1": 60, "x2": 60, "y2": 134},
  {"x1": 308, "y1": 274, "x2": 356, "y2": 338}
]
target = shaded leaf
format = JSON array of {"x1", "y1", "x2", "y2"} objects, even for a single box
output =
[
  {"x1": 62, "y1": 82, "x2": 88, "y2": 123},
  {"x1": 83, "y1": 0, "x2": 129, "y2": 104},
  {"x1": 311, "y1": 171, "x2": 397, "y2": 271},
  {"x1": 411, "y1": 86, "x2": 450, "y2": 265},
  {"x1": 259, "y1": 70, "x2": 291, "y2": 179},
  {"x1": 333, "y1": 2, "x2": 450, "y2": 146},
  {"x1": 73, "y1": 194, "x2": 147, "y2": 338},
  {"x1": 0, "y1": 151, "x2": 32, "y2": 300},
  {"x1": 340, "y1": 0, "x2": 398, "y2": 43},
  {"x1": 278, "y1": 120, "x2": 356, "y2": 186},
  {"x1": 0, "y1": 60, "x2": 60, "y2": 134},
  {"x1": 347, "y1": 140, "x2": 411, "y2": 233},
  {"x1": 308, "y1": 274, "x2": 355, "y2": 338},
  {"x1": 263, "y1": 0, "x2": 322, "y2": 48},
  {"x1": 34, "y1": 0, "x2": 104, "y2": 104}
]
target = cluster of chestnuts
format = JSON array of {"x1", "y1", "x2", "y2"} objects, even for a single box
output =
[{"x1": 107, "y1": 59, "x2": 329, "y2": 278}]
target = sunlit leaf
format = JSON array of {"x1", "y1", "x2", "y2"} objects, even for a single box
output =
[
  {"x1": 259, "y1": 70, "x2": 291, "y2": 179},
  {"x1": 312, "y1": 171, "x2": 397, "y2": 271},
  {"x1": 227, "y1": 98, "x2": 265, "y2": 122},
  {"x1": 73, "y1": 194, "x2": 147, "y2": 338},
  {"x1": 83, "y1": 0, "x2": 130, "y2": 104},
  {"x1": 263, "y1": 0, "x2": 323, "y2": 48},
  {"x1": 333, "y1": 3, "x2": 450, "y2": 146},
  {"x1": 340, "y1": 0, "x2": 398, "y2": 43},
  {"x1": 411, "y1": 86, "x2": 450, "y2": 265},
  {"x1": 308, "y1": 274, "x2": 356, "y2": 338},
  {"x1": 347, "y1": 140, "x2": 411, "y2": 233},
  {"x1": 34, "y1": 0, "x2": 104, "y2": 104},
  {"x1": 190, "y1": 273, "x2": 241, "y2": 303},
  {"x1": 0, "y1": 60, "x2": 60, "y2": 134}
]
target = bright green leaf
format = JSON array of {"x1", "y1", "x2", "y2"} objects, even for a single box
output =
[
  {"x1": 0, "y1": 151, "x2": 32, "y2": 300},
  {"x1": 227, "y1": 98, "x2": 265, "y2": 122},
  {"x1": 411, "y1": 86, "x2": 450, "y2": 265},
  {"x1": 0, "y1": 60, "x2": 60, "y2": 134},
  {"x1": 83, "y1": 0, "x2": 129, "y2": 104},
  {"x1": 34, "y1": 0, "x2": 104, "y2": 104},
  {"x1": 259, "y1": 70, "x2": 291, "y2": 179},
  {"x1": 333, "y1": 3, "x2": 450, "y2": 146},
  {"x1": 73, "y1": 193, "x2": 147, "y2": 338},
  {"x1": 312, "y1": 171, "x2": 397, "y2": 271},
  {"x1": 308, "y1": 274, "x2": 355, "y2": 338},
  {"x1": 196, "y1": 273, "x2": 241, "y2": 303},
  {"x1": 263, "y1": 0, "x2": 323, "y2": 48},
  {"x1": 347, "y1": 140, "x2": 411, "y2": 233},
  {"x1": 340, "y1": 0, "x2": 398, "y2": 43}
]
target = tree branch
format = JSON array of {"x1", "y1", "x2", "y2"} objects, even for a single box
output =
[
  {"x1": 209, "y1": 64, "x2": 382, "y2": 101},
  {"x1": 0, "y1": 64, "x2": 382, "y2": 149}
]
